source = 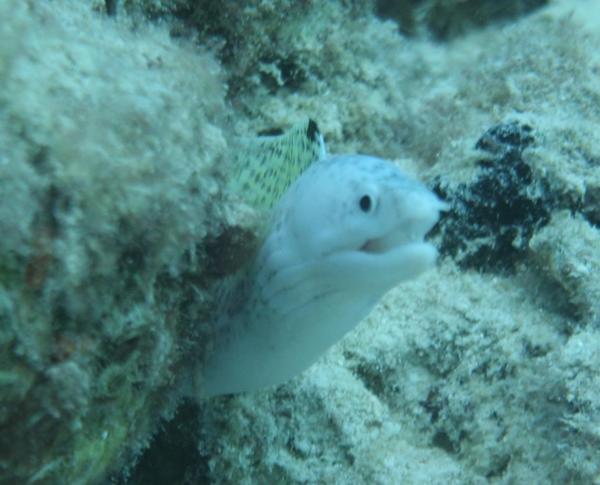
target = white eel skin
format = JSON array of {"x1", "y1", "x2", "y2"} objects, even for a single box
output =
[{"x1": 201, "y1": 154, "x2": 446, "y2": 397}]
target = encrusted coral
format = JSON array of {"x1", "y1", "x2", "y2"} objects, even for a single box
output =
[
  {"x1": 0, "y1": 1, "x2": 245, "y2": 483},
  {"x1": 375, "y1": 0, "x2": 548, "y2": 38}
]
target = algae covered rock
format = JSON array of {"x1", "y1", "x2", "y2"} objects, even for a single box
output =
[
  {"x1": 375, "y1": 0, "x2": 548, "y2": 38},
  {"x1": 529, "y1": 211, "x2": 600, "y2": 323},
  {"x1": 0, "y1": 1, "x2": 240, "y2": 483},
  {"x1": 431, "y1": 121, "x2": 555, "y2": 271}
]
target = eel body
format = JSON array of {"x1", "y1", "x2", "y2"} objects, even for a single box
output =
[{"x1": 201, "y1": 147, "x2": 445, "y2": 397}]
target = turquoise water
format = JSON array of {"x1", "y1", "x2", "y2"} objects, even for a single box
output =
[{"x1": 0, "y1": 1, "x2": 598, "y2": 484}]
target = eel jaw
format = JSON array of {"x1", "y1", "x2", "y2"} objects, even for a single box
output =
[
  {"x1": 359, "y1": 223, "x2": 433, "y2": 254},
  {"x1": 359, "y1": 200, "x2": 445, "y2": 255},
  {"x1": 354, "y1": 192, "x2": 447, "y2": 283}
]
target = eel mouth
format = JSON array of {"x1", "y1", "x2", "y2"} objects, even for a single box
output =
[
  {"x1": 346, "y1": 195, "x2": 447, "y2": 285},
  {"x1": 359, "y1": 195, "x2": 447, "y2": 255},
  {"x1": 359, "y1": 228, "x2": 425, "y2": 254}
]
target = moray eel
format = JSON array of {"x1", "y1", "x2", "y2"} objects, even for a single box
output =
[
  {"x1": 200, "y1": 121, "x2": 445, "y2": 397},
  {"x1": 228, "y1": 119, "x2": 326, "y2": 211}
]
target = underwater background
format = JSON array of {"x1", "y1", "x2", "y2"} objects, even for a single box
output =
[{"x1": 0, "y1": 0, "x2": 598, "y2": 483}]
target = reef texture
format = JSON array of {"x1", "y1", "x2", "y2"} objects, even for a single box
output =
[
  {"x1": 375, "y1": 0, "x2": 548, "y2": 38},
  {"x1": 432, "y1": 121, "x2": 551, "y2": 271},
  {"x1": 185, "y1": 1, "x2": 598, "y2": 484},
  {"x1": 1, "y1": 0, "x2": 599, "y2": 484},
  {"x1": 0, "y1": 1, "x2": 249, "y2": 483}
]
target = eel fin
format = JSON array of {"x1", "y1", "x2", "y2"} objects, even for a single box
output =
[{"x1": 228, "y1": 118, "x2": 326, "y2": 210}]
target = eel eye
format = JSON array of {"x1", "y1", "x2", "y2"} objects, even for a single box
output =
[{"x1": 359, "y1": 194, "x2": 372, "y2": 213}]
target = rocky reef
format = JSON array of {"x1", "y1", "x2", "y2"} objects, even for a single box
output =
[
  {"x1": 0, "y1": 1, "x2": 248, "y2": 482},
  {"x1": 1, "y1": 1, "x2": 599, "y2": 484}
]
